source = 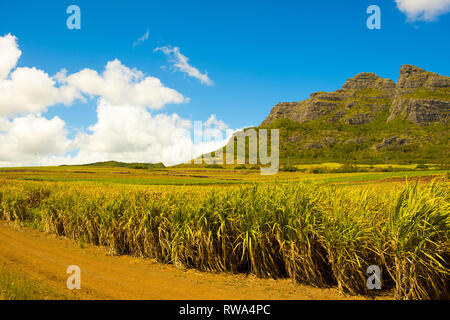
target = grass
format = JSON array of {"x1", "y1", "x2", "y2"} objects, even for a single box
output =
[
  {"x1": 387, "y1": 184, "x2": 450, "y2": 299},
  {"x1": 0, "y1": 178, "x2": 448, "y2": 300},
  {"x1": 260, "y1": 116, "x2": 449, "y2": 165},
  {"x1": 0, "y1": 163, "x2": 447, "y2": 186},
  {"x1": 406, "y1": 87, "x2": 450, "y2": 100},
  {"x1": 317, "y1": 170, "x2": 447, "y2": 184},
  {"x1": 18, "y1": 176, "x2": 244, "y2": 186},
  {"x1": 0, "y1": 263, "x2": 69, "y2": 300}
]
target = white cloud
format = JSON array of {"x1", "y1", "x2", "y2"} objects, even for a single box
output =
[
  {"x1": 133, "y1": 29, "x2": 150, "y2": 47},
  {"x1": 204, "y1": 114, "x2": 228, "y2": 131},
  {"x1": 0, "y1": 33, "x2": 233, "y2": 167},
  {"x1": 0, "y1": 67, "x2": 68, "y2": 116},
  {"x1": 60, "y1": 59, "x2": 187, "y2": 109},
  {"x1": 0, "y1": 34, "x2": 80, "y2": 117},
  {"x1": 0, "y1": 104, "x2": 235, "y2": 167},
  {"x1": 155, "y1": 46, "x2": 213, "y2": 86},
  {"x1": 75, "y1": 99, "x2": 191, "y2": 156},
  {"x1": 0, "y1": 99, "x2": 235, "y2": 167},
  {"x1": 0, "y1": 114, "x2": 71, "y2": 165},
  {"x1": 0, "y1": 34, "x2": 21, "y2": 80},
  {"x1": 0, "y1": 33, "x2": 186, "y2": 116},
  {"x1": 69, "y1": 100, "x2": 233, "y2": 166},
  {"x1": 395, "y1": 0, "x2": 450, "y2": 21},
  {"x1": 194, "y1": 116, "x2": 237, "y2": 161}
]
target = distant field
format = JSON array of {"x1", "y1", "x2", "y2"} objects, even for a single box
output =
[
  {"x1": 0, "y1": 163, "x2": 448, "y2": 300},
  {"x1": 0, "y1": 163, "x2": 447, "y2": 186}
]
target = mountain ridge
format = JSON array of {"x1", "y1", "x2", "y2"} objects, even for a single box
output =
[
  {"x1": 206, "y1": 65, "x2": 450, "y2": 165},
  {"x1": 262, "y1": 64, "x2": 449, "y2": 126}
]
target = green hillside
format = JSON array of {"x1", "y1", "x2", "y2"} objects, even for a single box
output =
[{"x1": 202, "y1": 65, "x2": 449, "y2": 166}]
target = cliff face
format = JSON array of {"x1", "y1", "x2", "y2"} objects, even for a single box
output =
[
  {"x1": 201, "y1": 66, "x2": 448, "y2": 165},
  {"x1": 262, "y1": 65, "x2": 449, "y2": 126},
  {"x1": 256, "y1": 65, "x2": 449, "y2": 164},
  {"x1": 388, "y1": 65, "x2": 450, "y2": 124}
]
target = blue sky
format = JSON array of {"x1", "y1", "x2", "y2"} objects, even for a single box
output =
[{"x1": 0, "y1": 0, "x2": 449, "y2": 166}]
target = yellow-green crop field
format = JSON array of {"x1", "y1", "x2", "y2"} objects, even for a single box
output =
[
  {"x1": 0, "y1": 165, "x2": 449, "y2": 299},
  {"x1": 0, "y1": 163, "x2": 448, "y2": 186}
]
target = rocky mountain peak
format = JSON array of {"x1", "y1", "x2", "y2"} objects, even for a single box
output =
[
  {"x1": 397, "y1": 64, "x2": 429, "y2": 90},
  {"x1": 254, "y1": 65, "x2": 449, "y2": 164},
  {"x1": 262, "y1": 65, "x2": 449, "y2": 126},
  {"x1": 399, "y1": 64, "x2": 426, "y2": 77},
  {"x1": 389, "y1": 65, "x2": 450, "y2": 124},
  {"x1": 342, "y1": 72, "x2": 381, "y2": 90}
]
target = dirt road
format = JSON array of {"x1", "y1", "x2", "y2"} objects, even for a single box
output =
[{"x1": 0, "y1": 221, "x2": 377, "y2": 300}]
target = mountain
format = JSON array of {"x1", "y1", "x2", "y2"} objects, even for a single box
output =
[
  {"x1": 262, "y1": 65, "x2": 449, "y2": 126},
  {"x1": 65, "y1": 161, "x2": 166, "y2": 169},
  {"x1": 259, "y1": 64, "x2": 449, "y2": 164},
  {"x1": 205, "y1": 65, "x2": 449, "y2": 165}
]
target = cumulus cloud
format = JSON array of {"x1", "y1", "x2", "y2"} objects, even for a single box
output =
[
  {"x1": 155, "y1": 46, "x2": 213, "y2": 86},
  {"x1": 0, "y1": 34, "x2": 187, "y2": 116},
  {"x1": 0, "y1": 67, "x2": 69, "y2": 116},
  {"x1": 192, "y1": 115, "x2": 237, "y2": 162},
  {"x1": 60, "y1": 59, "x2": 187, "y2": 109},
  {"x1": 133, "y1": 29, "x2": 150, "y2": 47},
  {"x1": 69, "y1": 100, "x2": 234, "y2": 166},
  {"x1": 73, "y1": 99, "x2": 193, "y2": 164},
  {"x1": 0, "y1": 114, "x2": 72, "y2": 166},
  {"x1": 395, "y1": 0, "x2": 450, "y2": 21},
  {"x1": 0, "y1": 34, "x2": 21, "y2": 80},
  {"x1": 0, "y1": 34, "x2": 80, "y2": 116},
  {"x1": 0, "y1": 33, "x2": 232, "y2": 167},
  {"x1": 204, "y1": 114, "x2": 228, "y2": 131},
  {"x1": 0, "y1": 105, "x2": 234, "y2": 167}
]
